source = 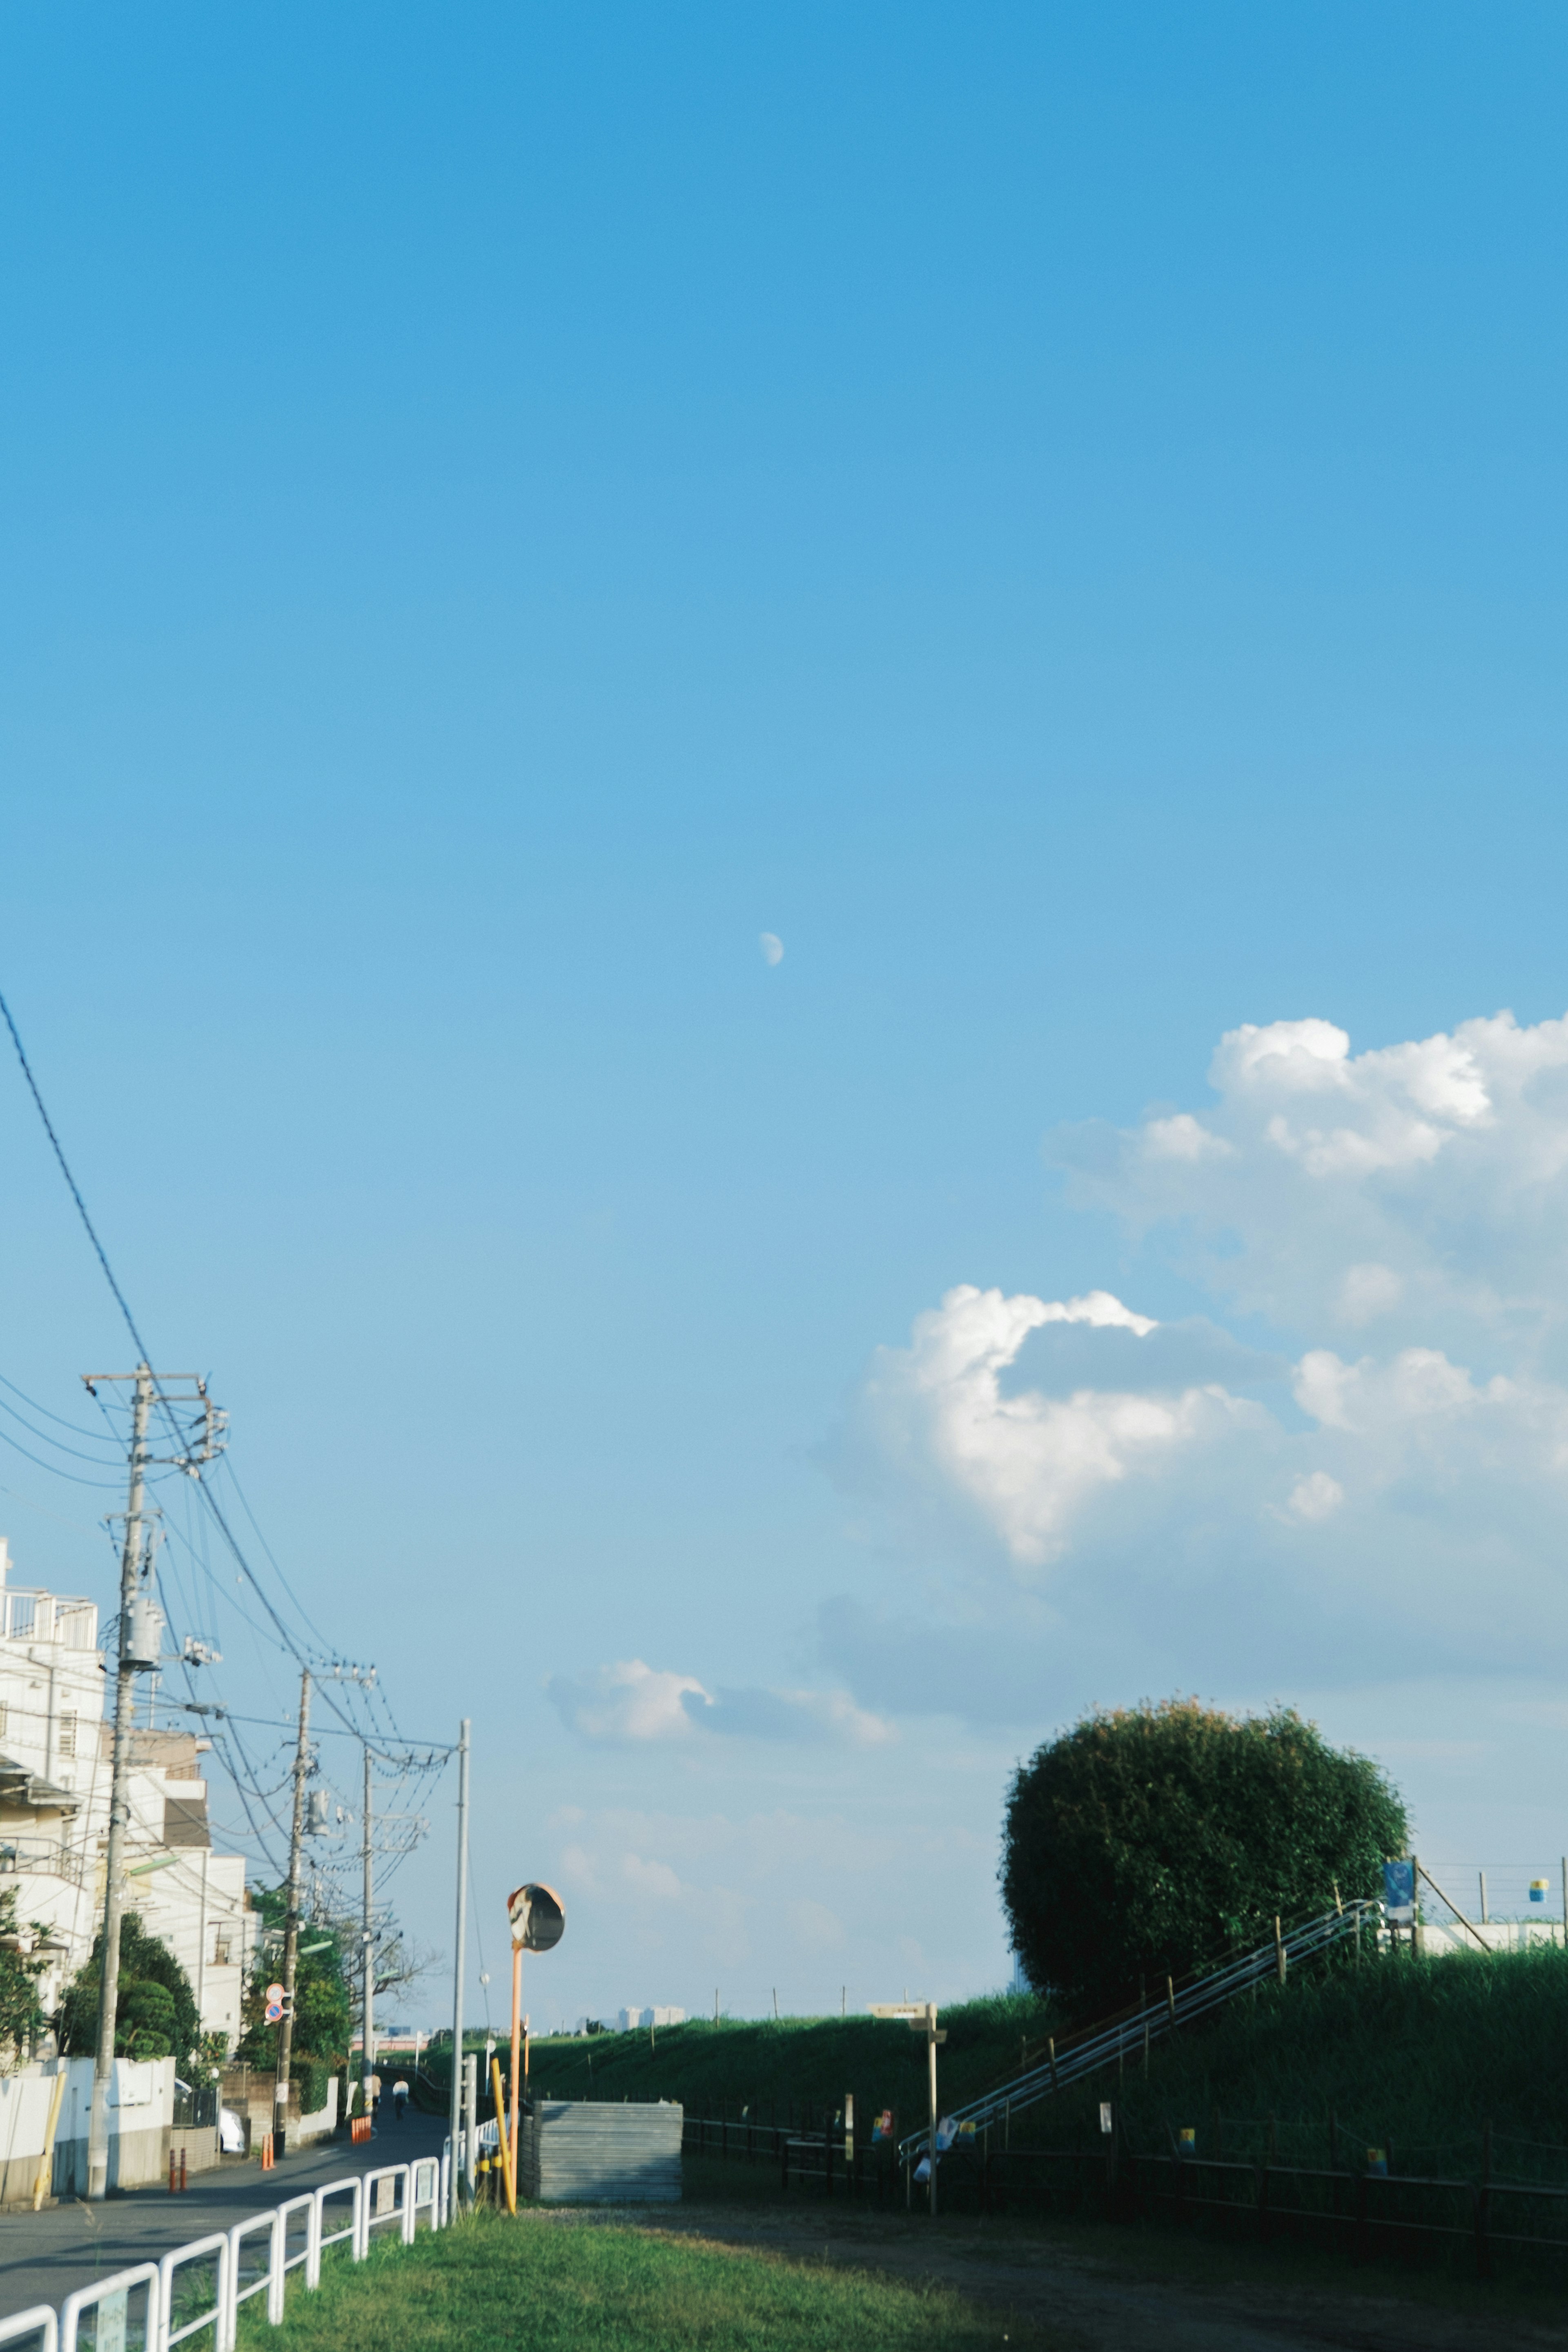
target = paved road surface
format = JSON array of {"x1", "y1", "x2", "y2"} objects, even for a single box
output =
[{"x1": 0, "y1": 2110, "x2": 448, "y2": 2326}]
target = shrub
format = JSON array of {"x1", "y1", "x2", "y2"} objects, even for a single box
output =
[{"x1": 1002, "y1": 1697, "x2": 1407, "y2": 2012}]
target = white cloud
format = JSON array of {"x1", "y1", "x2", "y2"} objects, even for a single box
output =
[
  {"x1": 549, "y1": 1661, "x2": 893, "y2": 1746},
  {"x1": 1337, "y1": 1263, "x2": 1403, "y2": 1324},
  {"x1": 853, "y1": 1282, "x2": 1256, "y2": 1567},
  {"x1": 835, "y1": 1007, "x2": 1568, "y2": 1688},
  {"x1": 1050, "y1": 1007, "x2": 1568, "y2": 1343},
  {"x1": 549, "y1": 1659, "x2": 712, "y2": 1743},
  {"x1": 621, "y1": 1854, "x2": 684, "y2": 1902},
  {"x1": 1292, "y1": 1345, "x2": 1504, "y2": 1437},
  {"x1": 1285, "y1": 1470, "x2": 1344, "y2": 1523}
]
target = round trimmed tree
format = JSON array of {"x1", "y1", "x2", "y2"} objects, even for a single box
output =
[{"x1": 1002, "y1": 1697, "x2": 1407, "y2": 2013}]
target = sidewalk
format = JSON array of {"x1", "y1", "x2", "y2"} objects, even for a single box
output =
[{"x1": 0, "y1": 2109, "x2": 447, "y2": 2323}]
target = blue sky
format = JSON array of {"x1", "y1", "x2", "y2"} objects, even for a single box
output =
[{"x1": 3, "y1": 3, "x2": 1568, "y2": 2023}]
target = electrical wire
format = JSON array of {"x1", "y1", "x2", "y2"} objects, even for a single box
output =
[
  {"x1": 0, "y1": 1369, "x2": 124, "y2": 1444},
  {"x1": 0, "y1": 989, "x2": 157, "y2": 1372},
  {"x1": 0, "y1": 1388, "x2": 122, "y2": 1464},
  {"x1": 0, "y1": 982, "x2": 457, "y2": 1925},
  {"x1": 216, "y1": 1457, "x2": 337, "y2": 1655},
  {"x1": 0, "y1": 1421, "x2": 126, "y2": 1490}
]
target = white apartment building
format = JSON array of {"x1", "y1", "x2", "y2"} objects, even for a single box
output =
[{"x1": 0, "y1": 1538, "x2": 255, "y2": 2051}]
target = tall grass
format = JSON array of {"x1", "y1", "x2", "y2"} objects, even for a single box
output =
[
  {"x1": 1025, "y1": 1944, "x2": 1568, "y2": 2185},
  {"x1": 429, "y1": 1948, "x2": 1568, "y2": 2193}
]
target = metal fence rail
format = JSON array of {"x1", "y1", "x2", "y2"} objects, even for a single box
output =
[
  {"x1": 683, "y1": 2113, "x2": 902, "y2": 2200},
  {"x1": 0, "y1": 2314, "x2": 56, "y2": 2352},
  {"x1": 26, "y1": 2153, "x2": 454, "y2": 2352},
  {"x1": 60, "y1": 2264, "x2": 159, "y2": 2352},
  {"x1": 901, "y1": 1899, "x2": 1379, "y2": 2162}
]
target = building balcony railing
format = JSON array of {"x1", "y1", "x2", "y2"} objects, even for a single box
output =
[
  {"x1": 0, "y1": 1590, "x2": 98, "y2": 1648},
  {"x1": 0, "y1": 1835, "x2": 91, "y2": 1886}
]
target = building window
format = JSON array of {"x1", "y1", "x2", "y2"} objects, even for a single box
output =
[
  {"x1": 0, "y1": 1703, "x2": 9, "y2": 1742},
  {"x1": 58, "y1": 1713, "x2": 76, "y2": 1760},
  {"x1": 213, "y1": 1937, "x2": 231, "y2": 1968}
]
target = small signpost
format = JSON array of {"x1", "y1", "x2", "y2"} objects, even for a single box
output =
[
  {"x1": 503, "y1": 1884, "x2": 566, "y2": 2213},
  {"x1": 869, "y1": 2002, "x2": 946, "y2": 2217},
  {"x1": 264, "y1": 1982, "x2": 285, "y2": 2024},
  {"x1": 1382, "y1": 1860, "x2": 1414, "y2": 1929}
]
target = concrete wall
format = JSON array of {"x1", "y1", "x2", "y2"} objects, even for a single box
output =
[
  {"x1": 521, "y1": 2100, "x2": 683, "y2": 2203},
  {"x1": 1416, "y1": 1917, "x2": 1566, "y2": 1958},
  {"x1": 46, "y1": 2056, "x2": 176, "y2": 2197},
  {"x1": 222, "y1": 2068, "x2": 339, "y2": 2152}
]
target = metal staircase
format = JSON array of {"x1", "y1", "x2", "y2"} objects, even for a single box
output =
[{"x1": 900, "y1": 1896, "x2": 1379, "y2": 2161}]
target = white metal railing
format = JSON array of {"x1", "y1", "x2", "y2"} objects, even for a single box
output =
[
  {"x1": 221, "y1": 2209, "x2": 281, "y2": 2350},
  {"x1": 61, "y1": 2264, "x2": 159, "y2": 2352},
  {"x1": 311, "y1": 2177, "x2": 363, "y2": 2285},
  {"x1": 276, "y1": 2192, "x2": 315, "y2": 2294},
  {"x1": 360, "y1": 2164, "x2": 412, "y2": 2253},
  {"x1": 0, "y1": 1591, "x2": 97, "y2": 1648},
  {"x1": 158, "y1": 2232, "x2": 230, "y2": 2352},
  {"x1": 411, "y1": 2158, "x2": 443, "y2": 2234},
  {"x1": 34, "y1": 2157, "x2": 457, "y2": 2352},
  {"x1": 0, "y1": 2312, "x2": 56, "y2": 2351}
]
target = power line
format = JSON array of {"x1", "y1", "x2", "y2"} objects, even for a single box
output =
[
  {"x1": 217, "y1": 1457, "x2": 336, "y2": 1655},
  {"x1": 0, "y1": 984, "x2": 454, "y2": 1904},
  {"x1": 0, "y1": 1421, "x2": 126, "y2": 1490},
  {"x1": 0, "y1": 1374, "x2": 122, "y2": 1451},
  {"x1": 0, "y1": 989, "x2": 158, "y2": 1373}
]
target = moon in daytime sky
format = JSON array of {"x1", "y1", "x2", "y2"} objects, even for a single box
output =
[{"x1": 759, "y1": 932, "x2": 784, "y2": 966}]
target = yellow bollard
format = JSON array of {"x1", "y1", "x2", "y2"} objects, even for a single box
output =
[{"x1": 490, "y1": 2057, "x2": 517, "y2": 2214}]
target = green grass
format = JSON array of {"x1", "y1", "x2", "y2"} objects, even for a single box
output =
[
  {"x1": 232, "y1": 2209, "x2": 1061, "y2": 2351},
  {"x1": 422, "y1": 1992, "x2": 1060, "y2": 2135},
  {"x1": 1016, "y1": 1943, "x2": 1568, "y2": 2186},
  {"x1": 432, "y1": 1947, "x2": 1568, "y2": 2192}
]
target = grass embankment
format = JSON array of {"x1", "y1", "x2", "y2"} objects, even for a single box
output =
[
  {"x1": 232, "y1": 2209, "x2": 1055, "y2": 2352},
  {"x1": 430, "y1": 1948, "x2": 1568, "y2": 2192},
  {"x1": 422, "y1": 1993, "x2": 1059, "y2": 2133},
  {"x1": 1024, "y1": 1944, "x2": 1568, "y2": 2184}
]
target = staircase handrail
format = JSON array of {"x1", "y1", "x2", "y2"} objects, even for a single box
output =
[{"x1": 898, "y1": 1896, "x2": 1377, "y2": 2161}]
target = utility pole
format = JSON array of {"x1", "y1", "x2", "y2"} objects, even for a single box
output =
[
  {"x1": 273, "y1": 1667, "x2": 311, "y2": 2158},
  {"x1": 361, "y1": 1743, "x2": 375, "y2": 2126},
  {"x1": 80, "y1": 1363, "x2": 224, "y2": 2203},
  {"x1": 447, "y1": 1719, "x2": 469, "y2": 2220},
  {"x1": 85, "y1": 1364, "x2": 151, "y2": 2203}
]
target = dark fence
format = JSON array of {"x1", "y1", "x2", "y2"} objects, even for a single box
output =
[
  {"x1": 682, "y1": 2113, "x2": 901, "y2": 2200},
  {"x1": 928, "y1": 2135, "x2": 1568, "y2": 2276},
  {"x1": 173, "y1": 2081, "x2": 219, "y2": 2130},
  {"x1": 686, "y1": 2110, "x2": 1568, "y2": 2272}
]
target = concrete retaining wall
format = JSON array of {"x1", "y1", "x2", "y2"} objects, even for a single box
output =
[{"x1": 521, "y1": 2100, "x2": 682, "y2": 2203}]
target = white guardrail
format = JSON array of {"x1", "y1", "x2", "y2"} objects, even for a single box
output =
[{"x1": 15, "y1": 2155, "x2": 452, "y2": 2352}]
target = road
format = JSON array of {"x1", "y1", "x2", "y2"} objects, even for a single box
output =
[{"x1": 0, "y1": 2110, "x2": 448, "y2": 2325}]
